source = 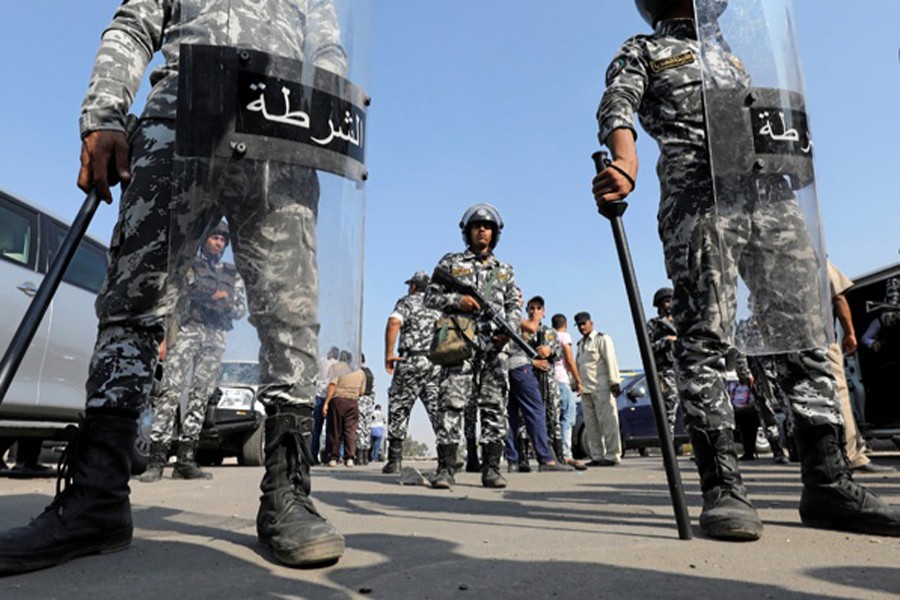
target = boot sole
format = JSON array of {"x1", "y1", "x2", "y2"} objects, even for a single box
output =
[
  {"x1": 801, "y1": 515, "x2": 900, "y2": 537},
  {"x1": 260, "y1": 533, "x2": 345, "y2": 568},
  {"x1": 172, "y1": 471, "x2": 213, "y2": 480},
  {"x1": 699, "y1": 514, "x2": 763, "y2": 541},
  {"x1": 0, "y1": 530, "x2": 132, "y2": 575}
]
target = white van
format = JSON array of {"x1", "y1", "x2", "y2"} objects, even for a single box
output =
[{"x1": 0, "y1": 187, "x2": 151, "y2": 470}]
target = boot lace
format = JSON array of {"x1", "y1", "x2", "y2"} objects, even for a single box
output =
[{"x1": 41, "y1": 426, "x2": 81, "y2": 516}]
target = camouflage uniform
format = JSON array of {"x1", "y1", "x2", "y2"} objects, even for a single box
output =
[
  {"x1": 424, "y1": 250, "x2": 520, "y2": 446},
  {"x1": 356, "y1": 365, "x2": 375, "y2": 457},
  {"x1": 386, "y1": 292, "x2": 442, "y2": 441},
  {"x1": 80, "y1": 0, "x2": 347, "y2": 417},
  {"x1": 648, "y1": 314, "x2": 679, "y2": 435},
  {"x1": 150, "y1": 252, "x2": 246, "y2": 445},
  {"x1": 599, "y1": 18, "x2": 842, "y2": 437}
]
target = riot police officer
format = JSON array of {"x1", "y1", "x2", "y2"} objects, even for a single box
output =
[
  {"x1": 593, "y1": 0, "x2": 900, "y2": 540},
  {"x1": 424, "y1": 203, "x2": 520, "y2": 489},
  {"x1": 140, "y1": 221, "x2": 246, "y2": 483},
  {"x1": 0, "y1": 0, "x2": 356, "y2": 574}
]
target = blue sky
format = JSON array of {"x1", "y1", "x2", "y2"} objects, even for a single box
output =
[{"x1": 1, "y1": 2, "x2": 899, "y2": 450}]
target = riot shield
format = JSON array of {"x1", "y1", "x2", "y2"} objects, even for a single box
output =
[
  {"x1": 694, "y1": 0, "x2": 833, "y2": 354},
  {"x1": 169, "y1": 1, "x2": 371, "y2": 409}
]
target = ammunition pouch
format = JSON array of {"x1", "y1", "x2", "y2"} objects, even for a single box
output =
[{"x1": 429, "y1": 316, "x2": 477, "y2": 366}]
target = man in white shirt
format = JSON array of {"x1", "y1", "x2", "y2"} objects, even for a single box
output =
[
  {"x1": 552, "y1": 313, "x2": 586, "y2": 469},
  {"x1": 575, "y1": 312, "x2": 622, "y2": 466}
]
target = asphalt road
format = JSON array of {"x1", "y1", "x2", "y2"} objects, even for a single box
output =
[{"x1": 1, "y1": 452, "x2": 899, "y2": 599}]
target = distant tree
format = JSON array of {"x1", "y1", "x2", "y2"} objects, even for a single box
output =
[{"x1": 402, "y1": 436, "x2": 429, "y2": 458}]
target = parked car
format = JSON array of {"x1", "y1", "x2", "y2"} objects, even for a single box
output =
[
  {"x1": 572, "y1": 372, "x2": 689, "y2": 459},
  {"x1": 0, "y1": 187, "x2": 155, "y2": 470},
  {"x1": 842, "y1": 261, "x2": 900, "y2": 447},
  {"x1": 195, "y1": 360, "x2": 266, "y2": 466}
]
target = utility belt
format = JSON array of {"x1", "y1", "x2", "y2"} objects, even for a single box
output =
[{"x1": 399, "y1": 350, "x2": 430, "y2": 358}]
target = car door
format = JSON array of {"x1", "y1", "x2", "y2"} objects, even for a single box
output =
[
  {"x1": 0, "y1": 193, "x2": 48, "y2": 416},
  {"x1": 36, "y1": 217, "x2": 108, "y2": 419}
]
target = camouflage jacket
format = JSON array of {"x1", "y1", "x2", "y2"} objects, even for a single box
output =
[
  {"x1": 598, "y1": 18, "x2": 748, "y2": 196},
  {"x1": 80, "y1": 0, "x2": 347, "y2": 137},
  {"x1": 424, "y1": 249, "x2": 521, "y2": 351},
  {"x1": 647, "y1": 315, "x2": 677, "y2": 369},
  {"x1": 181, "y1": 253, "x2": 246, "y2": 331},
  {"x1": 390, "y1": 291, "x2": 440, "y2": 355}
]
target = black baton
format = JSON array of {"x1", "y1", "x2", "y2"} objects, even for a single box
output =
[
  {"x1": 592, "y1": 151, "x2": 692, "y2": 540},
  {"x1": 0, "y1": 189, "x2": 101, "y2": 406}
]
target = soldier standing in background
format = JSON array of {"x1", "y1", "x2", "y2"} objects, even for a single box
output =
[
  {"x1": 356, "y1": 354, "x2": 376, "y2": 466},
  {"x1": 594, "y1": 0, "x2": 900, "y2": 540},
  {"x1": 647, "y1": 287, "x2": 679, "y2": 437},
  {"x1": 140, "y1": 221, "x2": 246, "y2": 482},
  {"x1": 382, "y1": 271, "x2": 443, "y2": 474},
  {"x1": 424, "y1": 203, "x2": 520, "y2": 489}
]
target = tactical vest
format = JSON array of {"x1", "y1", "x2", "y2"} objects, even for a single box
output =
[{"x1": 186, "y1": 257, "x2": 239, "y2": 331}]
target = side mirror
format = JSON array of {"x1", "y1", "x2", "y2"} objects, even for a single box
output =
[{"x1": 626, "y1": 386, "x2": 647, "y2": 402}]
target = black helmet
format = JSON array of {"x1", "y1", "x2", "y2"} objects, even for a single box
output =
[
  {"x1": 459, "y1": 203, "x2": 503, "y2": 250},
  {"x1": 652, "y1": 287, "x2": 673, "y2": 308},
  {"x1": 635, "y1": 0, "x2": 725, "y2": 27},
  {"x1": 635, "y1": 0, "x2": 683, "y2": 27},
  {"x1": 207, "y1": 219, "x2": 231, "y2": 245}
]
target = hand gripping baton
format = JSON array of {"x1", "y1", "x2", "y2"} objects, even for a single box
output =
[
  {"x1": 0, "y1": 190, "x2": 102, "y2": 406},
  {"x1": 592, "y1": 151, "x2": 692, "y2": 540}
]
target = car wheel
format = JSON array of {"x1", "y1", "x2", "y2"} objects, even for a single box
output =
[
  {"x1": 239, "y1": 423, "x2": 265, "y2": 467},
  {"x1": 131, "y1": 406, "x2": 154, "y2": 475},
  {"x1": 638, "y1": 447, "x2": 649, "y2": 457}
]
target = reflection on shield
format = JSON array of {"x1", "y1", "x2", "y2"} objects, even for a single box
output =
[
  {"x1": 169, "y1": 0, "x2": 371, "y2": 410},
  {"x1": 694, "y1": 0, "x2": 833, "y2": 355}
]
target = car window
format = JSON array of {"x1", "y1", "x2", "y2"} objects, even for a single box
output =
[
  {"x1": 0, "y1": 197, "x2": 37, "y2": 269},
  {"x1": 45, "y1": 220, "x2": 108, "y2": 294}
]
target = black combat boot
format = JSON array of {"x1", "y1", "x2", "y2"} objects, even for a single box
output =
[
  {"x1": 481, "y1": 442, "x2": 508, "y2": 489},
  {"x1": 381, "y1": 439, "x2": 403, "y2": 474},
  {"x1": 465, "y1": 437, "x2": 481, "y2": 473},
  {"x1": 257, "y1": 406, "x2": 344, "y2": 567},
  {"x1": 138, "y1": 441, "x2": 169, "y2": 483},
  {"x1": 516, "y1": 435, "x2": 532, "y2": 473},
  {"x1": 796, "y1": 424, "x2": 900, "y2": 536},
  {"x1": 691, "y1": 428, "x2": 763, "y2": 541},
  {"x1": 0, "y1": 410, "x2": 137, "y2": 575},
  {"x1": 430, "y1": 444, "x2": 457, "y2": 489},
  {"x1": 172, "y1": 441, "x2": 213, "y2": 480}
]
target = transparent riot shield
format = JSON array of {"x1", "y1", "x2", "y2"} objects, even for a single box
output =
[
  {"x1": 169, "y1": 0, "x2": 371, "y2": 410},
  {"x1": 694, "y1": 0, "x2": 833, "y2": 355}
]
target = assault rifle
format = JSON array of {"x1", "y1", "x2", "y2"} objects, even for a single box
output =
[{"x1": 431, "y1": 267, "x2": 537, "y2": 359}]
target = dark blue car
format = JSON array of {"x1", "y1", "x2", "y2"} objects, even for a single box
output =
[{"x1": 572, "y1": 372, "x2": 689, "y2": 458}]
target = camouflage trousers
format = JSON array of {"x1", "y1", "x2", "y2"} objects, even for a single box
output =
[
  {"x1": 658, "y1": 366, "x2": 680, "y2": 436},
  {"x1": 386, "y1": 356, "x2": 441, "y2": 441},
  {"x1": 150, "y1": 322, "x2": 226, "y2": 444},
  {"x1": 435, "y1": 352, "x2": 508, "y2": 446},
  {"x1": 356, "y1": 393, "x2": 375, "y2": 452},
  {"x1": 659, "y1": 187, "x2": 842, "y2": 433},
  {"x1": 85, "y1": 119, "x2": 320, "y2": 415}
]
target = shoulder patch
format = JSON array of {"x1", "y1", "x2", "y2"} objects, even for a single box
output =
[
  {"x1": 451, "y1": 267, "x2": 472, "y2": 277},
  {"x1": 605, "y1": 57, "x2": 626, "y2": 85},
  {"x1": 649, "y1": 51, "x2": 695, "y2": 74}
]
